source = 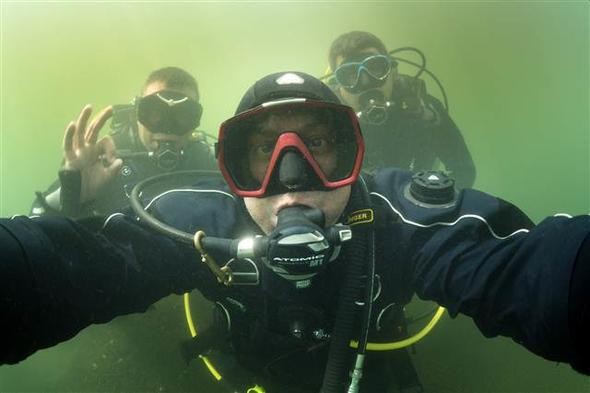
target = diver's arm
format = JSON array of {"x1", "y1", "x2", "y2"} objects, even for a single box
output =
[
  {"x1": 409, "y1": 198, "x2": 590, "y2": 374},
  {"x1": 30, "y1": 170, "x2": 86, "y2": 217},
  {"x1": 30, "y1": 178, "x2": 62, "y2": 216},
  {"x1": 0, "y1": 214, "x2": 202, "y2": 365},
  {"x1": 568, "y1": 233, "x2": 590, "y2": 374},
  {"x1": 427, "y1": 96, "x2": 476, "y2": 189}
]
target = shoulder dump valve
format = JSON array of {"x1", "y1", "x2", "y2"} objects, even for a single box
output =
[{"x1": 405, "y1": 170, "x2": 457, "y2": 207}]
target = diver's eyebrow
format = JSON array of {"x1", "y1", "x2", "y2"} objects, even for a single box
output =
[
  {"x1": 302, "y1": 119, "x2": 328, "y2": 130},
  {"x1": 301, "y1": 118, "x2": 322, "y2": 126},
  {"x1": 250, "y1": 129, "x2": 276, "y2": 138},
  {"x1": 344, "y1": 51, "x2": 377, "y2": 62},
  {"x1": 254, "y1": 117, "x2": 329, "y2": 136}
]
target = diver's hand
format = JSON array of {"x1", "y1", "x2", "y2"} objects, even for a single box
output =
[{"x1": 62, "y1": 105, "x2": 122, "y2": 204}]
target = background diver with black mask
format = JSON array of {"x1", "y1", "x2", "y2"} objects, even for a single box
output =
[
  {"x1": 0, "y1": 71, "x2": 589, "y2": 392},
  {"x1": 326, "y1": 31, "x2": 476, "y2": 190},
  {"x1": 30, "y1": 66, "x2": 217, "y2": 218}
]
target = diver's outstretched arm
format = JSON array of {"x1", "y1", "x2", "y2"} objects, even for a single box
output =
[
  {"x1": 569, "y1": 235, "x2": 590, "y2": 374},
  {"x1": 0, "y1": 214, "x2": 202, "y2": 365},
  {"x1": 410, "y1": 211, "x2": 590, "y2": 375}
]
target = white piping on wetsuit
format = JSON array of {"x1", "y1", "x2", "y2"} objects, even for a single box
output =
[
  {"x1": 103, "y1": 212, "x2": 126, "y2": 229},
  {"x1": 370, "y1": 191, "x2": 530, "y2": 240},
  {"x1": 144, "y1": 189, "x2": 235, "y2": 211},
  {"x1": 101, "y1": 189, "x2": 235, "y2": 229}
]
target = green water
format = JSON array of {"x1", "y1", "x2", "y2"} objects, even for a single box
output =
[{"x1": 0, "y1": 1, "x2": 588, "y2": 392}]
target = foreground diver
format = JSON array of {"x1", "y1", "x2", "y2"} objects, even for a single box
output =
[
  {"x1": 30, "y1": 66, "x2": 216, "y2": 218},
  {"x1": 0, "y1": 72, "x2": 588, "y2": 392},
  {"x1": 327, "y1": 31, "x2": 476, "y2": 189}
]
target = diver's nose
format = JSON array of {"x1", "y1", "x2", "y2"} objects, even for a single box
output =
[
  {"x1": 278, "y1": 150, "x2": 309, "y2": 191},
  {"x1": 357, "y1": 68, "x2": 372, "y2": 86}
]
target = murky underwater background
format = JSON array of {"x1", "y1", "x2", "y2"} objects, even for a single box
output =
[{"x1": 0, "y1": 1, "x2": 588, "y2": 392}]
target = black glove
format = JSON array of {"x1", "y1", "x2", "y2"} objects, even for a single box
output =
[{"x1": 58, "y1": 169, "x2": 82, "y2": 217}]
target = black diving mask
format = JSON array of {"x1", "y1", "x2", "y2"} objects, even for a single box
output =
[{"x1": 137, "y1": 90, "x2": 202, "y2": 136}]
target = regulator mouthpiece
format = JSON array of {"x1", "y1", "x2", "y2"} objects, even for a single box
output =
[
  {"x1": 357, "y1": 89, "x2": 392, "y2": 126},
  {"x1": 153, "y1": 141, "x2": 184, "y2": 171},
  {"x1": 263, "y1": 206, "x2": 351, "y2": 288}
]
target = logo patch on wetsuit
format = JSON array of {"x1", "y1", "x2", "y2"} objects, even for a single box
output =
[{"x1": 346, "y1": 209, "x2": 374, "y2": 226}]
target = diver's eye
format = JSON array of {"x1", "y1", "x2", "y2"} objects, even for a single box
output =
[
  {"x1": 308, "y1": 137, "x2": 326, "y2": 148},
  {"x1": 251, "y1": 143, "x2": 274, "y2": 157},
  {"x1": 306, "y1": 137, "x2": 334, "y2": 154}
]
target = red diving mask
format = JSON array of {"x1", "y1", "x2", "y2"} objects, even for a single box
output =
[{"x1": 216, "y1": 98, "x2": 365, "y2": 197}]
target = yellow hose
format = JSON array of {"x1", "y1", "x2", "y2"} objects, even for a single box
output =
[
  {"x1": 350, "y1": 306, "x2": 446, "y2": 351},
  {"x1": 185, "y1": 294, "x2": 445, "y2": 388},
  {"x1": 199, "y1": 354, "x2": 222, "y2": 381},
  {"x1": 183, "y1": 292, "x2": 198, "y2": 337},
  {"x1": 183, "y1": 292, "x2": 222, "y2": 381}
]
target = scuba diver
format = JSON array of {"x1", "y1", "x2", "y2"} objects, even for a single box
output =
[
  {"x1": 25, "y1": 66, "x2": 219, "y2": 392},
  {"x1": 326, "y1": 31, "x2": 476, "y2": 189},
  {"x1": 0, "y1": 72, "x2": 588, "y2": 392},
  {"x1": 30, "y1": 66, "x2": 217, "y2": 218}
]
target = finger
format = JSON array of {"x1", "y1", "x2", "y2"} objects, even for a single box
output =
[
  {"x1": 74, "y1": 105, "x2": 92, "y2": 151},
  {"x1": 86, "y1": 106, "x2": 113, "y2": 145},
  {"x1": 96, "y1": 136, "x2": 117, "y2": 163},
  {"x1": 105, "y1": 158, "x2": 123, "y2": 178},
  {"x1": 62, "y1": 122, "x2": 77, "y2": 163}
]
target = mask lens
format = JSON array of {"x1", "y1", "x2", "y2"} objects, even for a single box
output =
[
  {"x1": 363, "y1": 55, "x2": 391, "y2": 80},
  {"x1": 137, "y1": 91, "x2": 201, "y2": 135},
  {"x1": 219, "y1": 101, "x2": 363, "y2": 196},
  {"x1": 334, "y1": 62, "x2": 361, "y2": 89},
  {"x1": 334, "y1": 55, "x2": 392, "y2": 90},
  {"x1": 170, "y1": 103, "x2": 200, "y2": 133}
]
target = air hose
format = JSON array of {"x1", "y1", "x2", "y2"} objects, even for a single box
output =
[{"x1": 320, "y1": 179, "x2": 373, "y2": 393}]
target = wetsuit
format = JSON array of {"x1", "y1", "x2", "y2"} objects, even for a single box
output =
[
  {"x1": 361, "y1": 75, "x2": 476, "y2": 189},
  {"x1": 1, "y1": 169, "x2": 588, "y2": 390},
  {"x1": 24, "y1": 116, "x2": 218, "y2": 391},
  {"x1": 30, "y1": 118, "x2": 217, "y2": 217}
]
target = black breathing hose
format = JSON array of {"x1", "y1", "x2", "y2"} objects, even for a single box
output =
[
  {"x1": 388, "y1": 47, "x2": 449, "y2": 111},
  {"x1": 320, "y1": 178, "x2": 374, "y2": 393},
  {"x1": 354, "y1": 199, "x2": 377, "y2": 351},
  {"x1": 129, "y1": 170, "x2": 223, "y2": 245},
  {"x1": 354, "y1": 178, "x2": 377, "y2": 355}
]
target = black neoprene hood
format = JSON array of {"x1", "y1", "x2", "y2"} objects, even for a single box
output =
[{"x1": 235, "y1": 71, "x2": 342, "y2": 114}]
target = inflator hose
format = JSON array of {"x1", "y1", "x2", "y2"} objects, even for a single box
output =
[{"x1": 320, "y1": 180, "x2": 373, "y2": 393}]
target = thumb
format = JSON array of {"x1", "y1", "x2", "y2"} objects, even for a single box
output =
[
  {"x1": 106, "y1": 158, "x2": 123, "y2": 178},
  {"x1": 97, "y1": 136, "x2": 117, "y2": 162}
]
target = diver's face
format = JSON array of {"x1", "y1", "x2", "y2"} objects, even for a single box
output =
[
  {"x1": 137, "y1": 80, "x2": 197, "y2": 151},
  {"x1": 243, "y1": 111, "x2": 351, "y2": 234},
  {"x1": 335, "y1": 47, "x2": 395, "y2": 112},
  {"x1": 246, "y1": 112, "x2": 338, "y2": 183}
]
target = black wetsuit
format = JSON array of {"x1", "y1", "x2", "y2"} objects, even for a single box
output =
[
  {"x1": 361, "y1": 75, "x2": 476, "y2": 189},
  {"x1": 1, "y1": 169, "x2": 588, "y2": 391},
  {"x1": 30, "y1": 120, "x2": 217, "y2": 218},
  {"x1": 24, "y1": 118, "x2": 219, "y2": 391}
]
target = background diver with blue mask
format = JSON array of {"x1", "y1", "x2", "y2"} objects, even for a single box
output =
[
  {"x1": 325, "y1": 31, "x2": 476, "y2": 190},
  {"x1": 0, "y1": 71, "x2": 589, "y2": 392},
  {"x1": 30, "y1": 66, "x2": 217, "y2": 219}
]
